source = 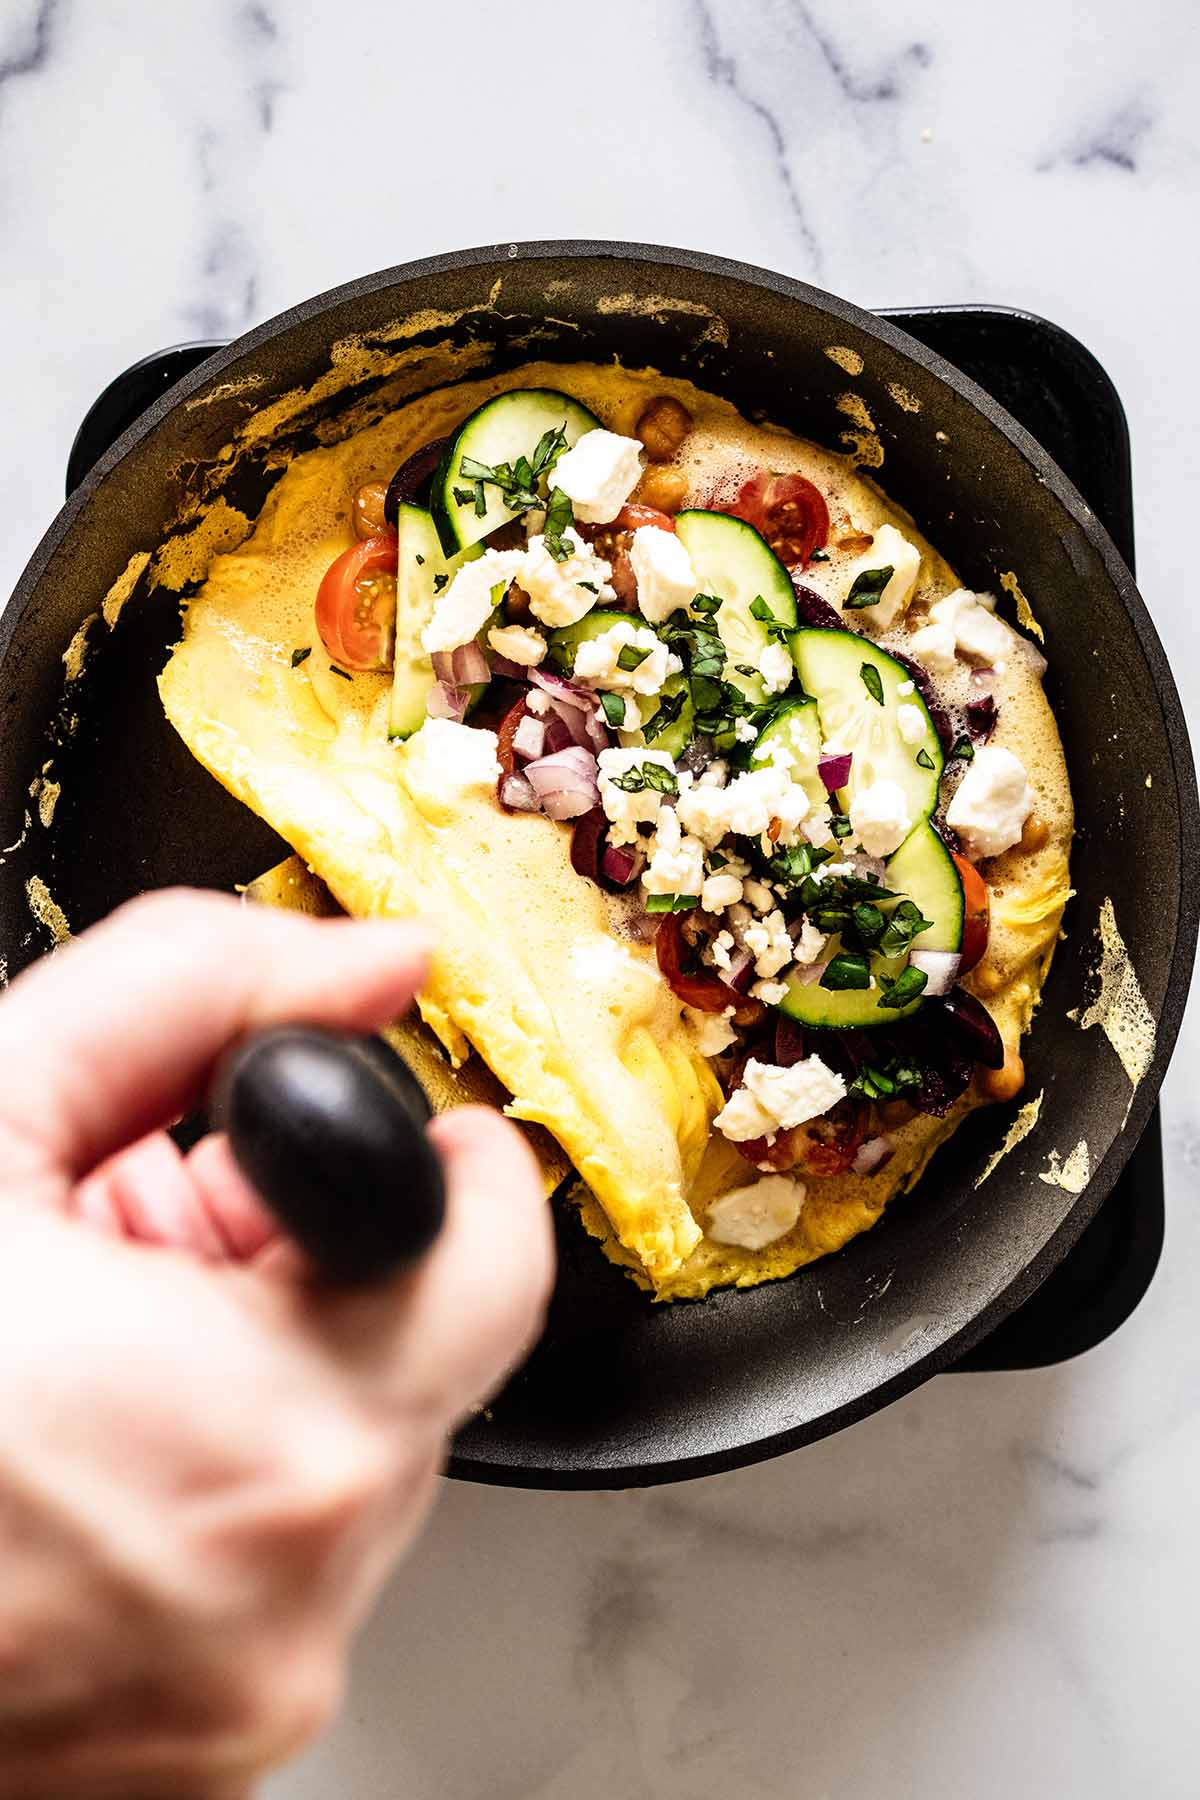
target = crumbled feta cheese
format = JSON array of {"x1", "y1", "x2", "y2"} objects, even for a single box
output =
[
  {"x1": 945, "y1": 743, "x2": 1033, "y2": 857},
  {"x1": 759, "y1": 641, "x2": 794, "y2": 695},
  {"x1": 897, "y1": 679, "x2": 915, "y2": 696},
  {"x1": 420, "y1": 548, "x2": 525, "y2": 653},
  {"x1": 616, "y1": 694, "x2": 643, "y2": 730},
  {"x1": 792, "y1": 919, "x2": 828, "y2": 965},
  {"x1": 734, "y1": 717, "x2": 758, "y2": 743},
  {"x1": 707, "y1": 1174, "x2": 806, "y2": 1248},
  {"x1": 743, "y1": 908, "x2": 794, "y2": 978},
  {"x1": 751, "y1": 978, "x2": 789, "y2": 1006},
  {"x1": 571, "y1": 619, "x2": 679, "y2": 696},
  {"x1": 550, "y1": 428, "x2": 642, "y2": 524},
  {"x1": 525, "y1": 688, "x2": 550, "y2": 715},
  {"x1": 684, "y1": 1006, "x2": 739, "y2": 1057},
  {"x1": 630, "y1": 526, "x2": 698, "y2": 624},
  {"x1": 849, "y1": 778, "x2": 913, "y2": 858},
  {"x1": 412, "y1": 718, "x2": 502, "y2": 785},
  {"x1": 907, "y1": 587, "x2": 1016, "y2": 674},
  {"x1": 520, "y1": 529, "x2": 614, "y2": 628},
  {"x1": 596, "y1": 746, "x2": 675, "y2": 846},
  {"x1": 678, "y1": 763, "x2": 811, "y2": 852},
  {"x1": 701, "y1": 870, "x2": 744, "y2": 913},
  {"x1": 741, "y1": 877, "x2": 775, "y2": 914},
  {"x1": 676, "y1": 782, "x2": 731, "y2": 850},
  {"x1": 487, "y1": 622, "x2": 547, "y2": 666},
  {"x1": 714, "y1": 1054, "x2": 847, "y2": 1143},
  {"x1": 643, "y1": 806, "x2": 705, "y2": 897},
  {"x1": 896, "y1": 702, "x2": 927, "y2": 745},
  {"x1": 841, "y1": 523, "x2": 921, "y2": 628},
  {"x1": 709, "y1": 929, "x2": 735, "y2": 973},
  {"x1": 699, "y1": 760, "x2": 729, "y2": 789}
]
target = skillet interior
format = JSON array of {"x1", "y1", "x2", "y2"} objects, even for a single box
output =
[{"x1": 0, "y1": 244, "x2": 1195, "y2": 1486}]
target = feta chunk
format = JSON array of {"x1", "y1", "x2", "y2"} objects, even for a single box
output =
[
  {"x1": 841, "y1": 523, "x2": 921, "y2": 628},
  {"x1": 734, "y1": 717, "x2": 759, "y2": 743},
  {"x1": 684, "y1": 1006, "x2": 738, "y2": 1058},
  {"x1": 759, "y1": 641, "x2": 795, "y2": 696},
  {"x1": 643, "y1": 806, "x2": 705, "y2": 897},
  {"x1": 630, "y1": 526, "x2": 698, "y2": 624},
  {"x1": 741, "y1": 877, "x2": 775, "y2": 914},
  {"x1": 571, "y1": 619, "x2": 679, "y2": 696},
  {"x1": 714, "y1": 1054, "x2": 847, "y2": 1143},
  {"x1": 487, "y1": 622, "x2": 547, "y2": 666},
  {"x1": 421, "y1": 548, "x2": 525, "y2": 653},
  {"x1": 519, "y1": 529, "x2": 614, "y2": 629},
  {"x1": 792, "y1": 919, "x2": 828, "y2": 966},
  {"x1": 550, "y1": 428, "x2": 642, "y2": 524},
  {"x1": 907, "y1": 587, "x2": 1017, "y2": 674},
  {"x1": 751, "y1": 978, "x2": 789, "y2": 1006},
  {"x1": 596, "y1": 746, "x2": 675, "y2": 846},
  {"x1": 849, "y1": 778, "x2": 913, "y2": 858},
  {"x1": 707, "y1": 1174, "x2": 807, "y2": 1249},
  {"x1": 897, "y1": 702, "x2": 926, "y2": 745},
  {"x1": 743, "y1": 908, "x2": 794, "y2": 978},
  {"x1": 412, "y1": 718, "x2": 501, "y2": 786},
  {"x1": 708, "y1": 929, "x2": 736, "y2": 974},
  {"x1": 945, "y1": 744, "x2": 1033, "y2": 858},
  {"x1": 701, "y1": 870, "x2": 744, "y2": 913}
]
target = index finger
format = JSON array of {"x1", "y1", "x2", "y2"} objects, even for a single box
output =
[{"x1": 0, "y1": 889, "x2": 432, "y2": 1185}]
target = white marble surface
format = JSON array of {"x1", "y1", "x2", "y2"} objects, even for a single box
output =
[{"x1": 2, "y1": 1, "x2": 1198, "y2": 1794}]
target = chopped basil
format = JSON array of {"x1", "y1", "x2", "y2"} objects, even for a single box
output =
[
  {"x1": 541, "y1": 486, "x2": 574, "y2": 562},
  {"x1": 809, "y1": 547, "x2": 831, "y2": 563},
  {"x1": 330, "y1": 665, "x2": 353, "y2": 682},
  {"x1": 599, "y1": 691, "x2": 627, "y2": 728},
  {"x1": 691, "y1": 592, "x2": 723, "y2": 615},
  {"x1": 617, "y1": 643, "x2": 652, "y2": 672},
  {"x1": 844, "y1": 565, "x2": 894, "y2": 609},
  {"x1": 290, "y1": 646, "x2": 311, "y2": 667},
  {"x1": 735, "y1": 663, "x2": 759, "y2": 679},
  {"x1": 860, "y1": 663, "x2": 885, "y2": 706},
  {"x1": 452, "y1": 485, "x2": 475, "y2": 508},
  {"x1": 576, "y1": 579, "x2": 598, "y2": 594},
  {"x1": 748, "y1": 595, "x2": 792, "y2": 642},
  {"x1": 950, "y1": 735, "x2": 975, "y2": 762},
  {"x1": 830, "y1": 814, "x2": 853, "y2": 839},
  {"x1": 415, "y1": 553, "x2": 425, "y2": 566},
  {"x1": 878, "y1": 964, "x2": 929, "y2": 1008},
  {"x1": 642, "y1": 689, "x2": 687, "y2": 743},
  {"x1": 433, "y1": 574, "x2": 449, "y2": 594},
  {"x1": 766, "y1": 841, "x2": 832, "y2": 888},
  {"x1": 609, "y1": 762, "x2": 678, "y2": 795},
  {"x1": 851, "y1": 902, "x2": 885, "y2": 945},
  {"x1": 850, "y1": 1056, "x2": 924, "y2": 1100},
  {"x1": 877, "y1": 897, "x2": 933, "y2": 958},
  {"x1": 644, "y1": 892, "x2": 699, "y2": 913},
  {"x1": 707, "y1": 850, "x2": 728, "y2": 871},
  {"x1": 820, "y1": 950, "x2": 872, "y2": 991},
  {"x1": 915, "y1": 747, "x2": 935, "y2": 770},
  {"x1": 457, "y1": 425, "x2": 568, "y2": 516}
]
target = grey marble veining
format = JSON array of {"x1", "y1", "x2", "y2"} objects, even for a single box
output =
[{"x1": 0, "y1": 1, "x2": 1197, "y2": 1795}]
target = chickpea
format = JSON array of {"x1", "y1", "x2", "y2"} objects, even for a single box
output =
[
  {"x1": 978, "y1": 1045, "x2": 1025, "y2": 1103},
  {"x1": 634, "y1": 464, "x2": 689, "y2": 515},
  {"x1": 635, "y1": 395, "x2": 693, "y2": 462},
  {"x1": 352, "y1": 481, "x2": 390, "y2": 539},
  {"x1": 1019, "y1": 812, "x2": 1050, "y2": 854}
]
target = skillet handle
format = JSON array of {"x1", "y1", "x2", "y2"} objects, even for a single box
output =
[{"x1": 209, "y1": 1027, "x2": 446, "y2": 1284}]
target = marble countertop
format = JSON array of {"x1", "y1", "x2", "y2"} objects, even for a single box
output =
[{"x1": 2, "y1": 1, "x2": 1198, "y2": 1794}]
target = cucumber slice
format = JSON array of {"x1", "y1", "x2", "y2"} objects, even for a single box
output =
[
  {"x1": 547, "y1": 609, "x2": 695, "y2": 757},
  {"x1": 789, "y1": 628, "x2": 942, "y2": 824},
  {"x1": 749, "y1": 697, "x2": 829, "y2": 816},
  {"x1": 776, "y1": 820, "x2": 963, "y2": 1029},
  {"x1": 388, "y1": 503, "x2": 483, "y2": 740},
  {"x1": 431, "y1": 388, "x2": 601, "y2": 556},
  {"x1": 673, "y1": 510, "x2": 797, "y2": 704}
]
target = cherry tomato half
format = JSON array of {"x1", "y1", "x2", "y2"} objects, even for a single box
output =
[
  {"x1": 723, "y1": 470, "x2": 830, "y2": 568},
  {"x1": 606, "y1": 503, "x2": 677, "y2": 535},
  {"x1": 953, "y1": 852, "x2": 990, "y2": 974},
  {"x1": 738, "y1": 1098, "x2": 870, "y2": 1175},
  {"x1": 655, "y1": 914, "x2": 764, "y2": 1027},
  {"x1": 495, "y1": 693, "x2": 532, "y2": 777},
  {"x1": 315, "y1": 533, "x2": 398, "y2": 672}
]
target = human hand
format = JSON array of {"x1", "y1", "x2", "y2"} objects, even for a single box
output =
[{"x1": 0, "y1": 890, "x2": 553, "y2": 1799}]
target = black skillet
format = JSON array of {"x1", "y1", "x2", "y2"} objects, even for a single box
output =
[{"x1": 1, "y1": 243, "x2": 1196, "y2": 1487}]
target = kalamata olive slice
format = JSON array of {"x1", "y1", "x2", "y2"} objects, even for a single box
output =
[
  {"x1": 892, "y1": 650, "x2": 953, "y2": 750},
  {"x1": 383, "y1": 437, "x2": 450, "y2": 525},
  {"x1": 211, "y1": 1026, "x2": 445, "y2": 1282},
  {"x1": 935, "y1": 987, "x2": 1005, "y2": 1070},
  {"x1": 790, "y1": 579, "x2": 843, "y2": 631}
]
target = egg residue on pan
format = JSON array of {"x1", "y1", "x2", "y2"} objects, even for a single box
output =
[{"x1": 158, "y1": 360, "x2": 1073, "y2": 1300}]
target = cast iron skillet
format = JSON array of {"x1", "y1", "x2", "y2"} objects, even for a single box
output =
[{"x1": 1, "y1": 243, "x2": 1196, "y2": 1488}]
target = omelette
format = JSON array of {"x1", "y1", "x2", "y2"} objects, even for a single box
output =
[{"x1": 158, "y1": 360, "x2": 1072, "y2": 1300}]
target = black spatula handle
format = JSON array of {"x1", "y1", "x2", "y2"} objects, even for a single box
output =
[{"x1": 210, "y1": 1027, "x2": 446, "y2": 1283}]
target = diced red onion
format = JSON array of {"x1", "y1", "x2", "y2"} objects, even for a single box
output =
[
  {"x1": 498, "y1": 771, "x2": 540, "y2": 812},
  {"x1": 726, "y1": 946, "x2": 757, "y2": 992},
  {"x1": 541, "y1": 711, "x2": 579, "y2": 755},
  {"x1": 431, "y1": 642, "x2": 489, "y2": 688},
  {"x1": 524, "y1": 746, "x2": 600, "y2": 819},
  {"x1": 848, "y1": 852, "x2": 887, "y2": 882},
  {"x1": 793, "y1": 951, "x2": 834, "y2": 986},
  {"x1": 426, "y1": 681, "x2": 470, "y2": 722},
  {"x1": 818, "y1": 752, "x2": 852, "y2": 792},
  {"x1": 512, "y1": 715, "x2": 546, "y2": 761},
  {"x1": 601, "y1": 841, "x2": 646, "y2": 887},
  {"x1": 529, "y1": 667, "x2": 594, "y2": 711},
  {"x1": 909, "y1": 949, "x2": 962, "y2": 997},
  {"x1": 971, "y1": 666, "x2": 996, "y2": 688},
  {"x1": 852, "y1": 1134, "x2": 895, "y2": 1176},
  {"x1": 488, "y1": 653, "x2": 527, "y2": 680}
]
